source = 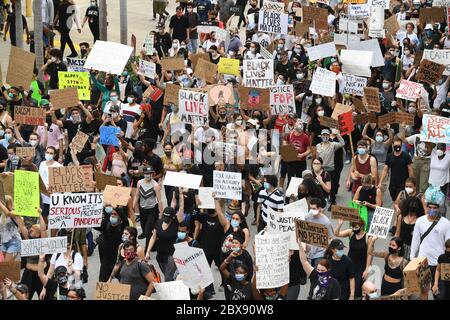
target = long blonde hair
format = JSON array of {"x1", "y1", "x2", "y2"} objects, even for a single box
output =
[{"x1": 1, "y1": 195, "x2": 13, "y2": 224}]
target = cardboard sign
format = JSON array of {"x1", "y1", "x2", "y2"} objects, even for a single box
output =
[
  {"x1": 66, "y1": 57, "x2": 87, "y2": 72},
  {"x1": 331, "y1": 103, "x2": 352, "y2": 120},
  {"x1": 353, "y1": 113, "x2": 368, "y2": 125},
  {"x1": 422, "y1": 49, "x2": 450, "y2": 75},
  {"x1": 340, "y1": 50, "x2": 373, "y2": 77},
  {"x1": 416, "y1": 59, "x2": 445, "y2": 85},
  {"x1": 395, "y1": 112, "x2": 415, "y2": 126},
  {"x1": 319, "y1": 116, "x2": 339, "y2": 129},
  {"x1": 103, "y1": 185, "x2": 132, "y2": 206},
  {"x1": 238, "y1": 87, "x2": 270, "y2": 110},
  {"x1": 209, "y1": 84, "x2": 235, "y2": 106},
  {"x1": 178, "y1": 90, "x2": 209, "y2": 126},
  {"x1": 71, "y1": 131, "x2": 89, "y2": 153},
  {"x1": 363, "y1": 87, "x2": 381, "y2": 112},
  {"x1": 138, "y1": 59, "x2": 156, "y2": 79},
  {"x1": 331, "y1": 205, "x2": 360, "y2": 223},
  {"x1": 295, "y1": 219, "x2": 329, "y2": 249},
  {"x1": 6, "y1": 46, "x2": 35, "y2": 89},
  {"x1": 100, "y1": 125, "x2": 120, "y2": 147},
  {"x1": 310, "y1": 67, "x2": 336, "y2": 97},
  {"x1": 440, "y1": 263, "x2": 450, "y2": 281},
  {"x1": 351, "y1": 96, "x2": 366, "y2": 113},
  {"x1": 396, "y1": 80, "x2": 423, "y2": 101},
  {"x1": 58, "y1": 71, "x2": 91, "y2": 100},
  {"x1": 163, "y1": 83, "x2": 180, "y2": 106},
  {"x1": 302, "y1": 6, "x2": 328, "y2": 30},
  {"x1": 419, "y1": 7, "x2": 446, "y2": 24},
  {"x1": 173, "y1": 243, "x2": 214, "y2": 289},
  {"x1": 154, "y1": 281, "x2": 191, "y2": 300},
  {"x1": 48, "y1": 193, "x2": 103, "y2": 229},
  {"x1": 16, "y1": 147, "x2": 36, "y2": 158},
  {"x1": 384, "y1": 15, "x2": 400, "y2": 35},
  {"x1": 367, "y1": 206, "x2": 395, "y2": 238},
  {"x1": 372, "y1": 294, "x2": 411, "y2": 300},
  {"x1": 50, "y1": 87, "x2": 79, "y2": 109},
  {"x1": 94, "y1": 172, "x2": 118, "y2": 191},
  {"x1": 242, "y1": 59, "x2": 274, "y2": 88},
  {"x1": 0, "y1": 175, "x2": 13, "y2": 198},
  {"x1": 217, "y1": 57, "x2": 240, "y2": 76},
  {"x1": 14, "y1": 170, "x2": 40, "y2": 217},
  {"x1": 280, "y1": 144, "x2": 299, "y2": 162},
  {"x1": 84, "y1": 41, "x2": 134, "y2": 75},
  {"x1": 95, "y1": 282, "x2": 131, "y2": 300},
  {"x1": 21, "y1": 236, "x2": 67, "y2": 257},
  {"x1": 190, "y1": 53, "x2": 210, "y2": 68},
  {"x1": 48, "y1": 165, "x2": 94, "y2": 193},
  {"x1": 338, "y1": 111, "x2": 355, "y2": 136},
  {"x1": 295, "y1": 22, "x2": 310, "y2": 36},
  {"x1": 160, "y1": 58, "x2": 185, "y2": 71},
  {"x1": 14, "y1": 106, "x2": 46, "y2": 126},
  {"x1": 258, "y1": 10, "x2": 289, "y2": 35},
  {"x1": 420, "y1": 114, "x2": 450, "y2": 143},
  {"x1": 378, "y1": 112, "x2": 396, "y2": 128},
  {"x1": 343, "y1": 74, "x2": 367, "y2": 97},
  {"x1": 213, "y1": 170, "x2": 242, "y2": 200},
  {"x1": 307, "y1": 42, "x2": 337, "y2": 61},
  {"x1": 193, "y1": 59, "x2": 218, "y2": 84},
  {"x1": 255, "y1": 233, "x2": 290, "y2": 289},
  {"x1": 270, "y1": 85, "x2": 295, "y2": 114},
  {"x1": 403, "y1": 257, "x2": 431, "y2": 294},
  {"x1": 163, "y1": 171, "x2": 203, "y2": 190},
  {"x1": 0, "y1": 261, "x2": 21, "y2": 282}
]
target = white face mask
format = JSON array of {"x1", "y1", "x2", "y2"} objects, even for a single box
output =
[
  {"x1": 437, "y1": 149, "x2": 445, "y2": 157},
  {"x1": 309, "y1": 209, "x2": 319, "y2": 216},
  {"x1": 296, "y1": 73, "x2": 304, "y2": 80},
  {"x1": 172, "y1": 43, "x2": 178, "y2": 49},
  {"x1": 45, "y1": 153, "x2": 54, "y2": 161},
  {"x1": 317, "y1": 110, "x2": 325, "y2": 117},
  {"x1": 29, "y1": 140, "x2": 38, "y2": 147},
  {"x1": 405, "y1": 187, "x2": 414, "y2": 194},
  {"x1": 382, "y1": 83, "x2": 390, "y2": 90},
  {"x1": 294, "y1": 47, "x2": 301, "y2": 54},
  {"x1": 276, "y1": 79, "x2": 284, "y2": 85}
]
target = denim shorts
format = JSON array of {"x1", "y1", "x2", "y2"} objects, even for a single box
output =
[{"x1": 1, "y1": 238, "x2": 21, "y2": 254}]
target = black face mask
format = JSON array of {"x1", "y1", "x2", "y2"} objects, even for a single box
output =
[
  {"x1": 57, "y1": 275, "x2": 68, "y2": 285},
  {"x1": 81, "y1": 49, "x2": 88, "y2": 56},
  {"x1": 393, "y1": 145, "x2": 402, "y2": 152},
  {"x1": 388, "y1": 247, "x2": 398, "y2": 255},
  {"x1": 298, "y1": 192, "x2": 307, "y2": 199}
]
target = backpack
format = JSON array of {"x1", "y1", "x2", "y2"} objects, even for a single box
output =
[{"x1": 137, "y1": 260, "x2": 161, "y2": 283}]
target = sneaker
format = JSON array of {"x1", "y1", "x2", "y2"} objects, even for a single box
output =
[{"x1": 138, "y1": 233, "x2": 146, "y2": 240}]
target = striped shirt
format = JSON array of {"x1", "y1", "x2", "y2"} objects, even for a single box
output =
[{"x1": 258, "y1": 189, "x2": 284, "y2": 222}]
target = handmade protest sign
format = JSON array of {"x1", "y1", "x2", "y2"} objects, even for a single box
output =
[
  {"x1": 348, "y1": 4, "x2": 370, "y2": 18},
  {"x1": 173, "y1": 243, "x2": 214, "y2": 289},
  {"x1": 238, "y1": 87, "x2": 270, "y2": 110},
  {"x1": 280, "y1": 144, "x2": 299, "y2": 162},
  {"x1": 58, "y1": 71, "x2": 90, "y2": 100},
  {"x1": 163, "y1": 83, "x2": 180, "y2": 106},
  {"x1": 229, "y1": 5, "x2": 243, "y2": 15},
  {"x1": 340, "y1": 50, "x2": 373, "y2": 77},
  {"x1": 310, "y1": 67, "x2": 336, "y2": 97},
  {"x1": 66, "y1": 57, "x2": 87, "y2": 72},
  {"x1": 190, "y1": 53, "x2": 210, "y2": 67},
  {"x1": 6, "y1": 46, "x2": 35, "y2": 89},
  {"x1": 154, "y1": 281, "x2": 191, "y2": 300},
  {"x1": 334, "y1": 33, "x2": 361, "y2": 46},
  {"x1": 48, "y1": 165, "x2": 94, "y2": 193},
  {"x1": 243, "y1": 59, "x2": 274, "y2": 88},
  {"x1": 295, "y1": 219, "x2": 329, "y2": 249},
  {"x1": 258, "y1": 10, "x2": 289, "y2": 35},
  {"x1": 370, "y1": 0, "x2": 390, "y2": 8},
  {"x1": 302, "y1": 6, "x2": 328, "y2": 30},
  {"x1": 353, "y1": 113, "x2": 369, "y2": 125},
  {"x1": 21, "y1": 237, "x2": 67, "y2": 257},
  {"x1": 331, "y1": 103, "x2": 352, "y2": 120},
  {"x1": 294, "y1": 22, "x2": 310, "y2": 36},
  {"x1": 160, "y1": 57, "x2": 185, "y2": 71},
  {"x1": 94, "y1": 172, "x2": 118, "y2": 190},
  {"x1": 138, "y1": 59, "x2": 156, "y2": 79},
  {"x1": 339, "y1": 18, "x2": 359, "y2": 33},
  {"x1": 367, "y1": 207, "x2": 394, "y2": 238},
  {"x1": 286, "y1": 178, "x2": 303, "y2": 198},
  {"x1": 103, "y1": 185, "x2": 132, "y2": 206},
  {"x1": 422, "y1": 49, "x2": 450, "y2": 75},
  {"x1": 14, "y1": 170, "x2": 40, "y2": 217},
  {"x1": 441, "y1": 264, "x2": 450, "y2": 281},
  {"x1": 420, "y1": 114, "x2": 450, "y2": 143},
  {"x1": 343, "y1": 74, "x2": 367, "y2": 96},
  {"x1": 262, "y1": 0, "x2": 284, "y2": 12},
  {"x1": 16, "y1": 147, "x2": 36, "y2": 158},
  {"x1": 50, "y1": 87, "x2": 79, "y2": 109},
  {"x1": 419, "y1": 7, "x2": 446, "y2": 24},
  {"x1": 306, "y1": 42, "x2": 337, "y2": 61},
  {"x1": 178, "y1": 90, "x2": 209, "y2": 125},
  {"x1": 193, "y1": 59, "x2": 218, "y2": 84},
  {"x1": 213, "y1": 170, "x2": 242, "y2": 200},
  {"x1": 0, "y1": 261, "x2": 21, "y2": 282},
  {"x1": 95, "y1": 282, "x2": 131, "y2": 300},
  {"x1": 416, "y1": 59, "x2": 445, "y2": 85},
  {"x1": 70, "y1": 131, "x2": 89, "y2": 153},
  {"x1": 394, "y1": 112, "x2": 415, "y2": 125},
  {"x1": 163, "y1": 171, "x2": 203, "y2": 190},
  {"x1": 347, "y1": 40, "x2": 384, "y2": 67},
  {"x1": 0, "y1": 175, "x2": 13, "y2": 199},
  {"x1": 368, "y1": 5, "x2": 385, "y2": 38},
  {"x1": 319, "y1": 116, "x2": 339, "y2": 129},
  {"x1": 270, "y1": 85, "x2": 295, "y2": 114},
  {"x1": 255, "y1": 233, "x2": 290, "y2": 289},
  {"x1": 331, "y1": 205, "x2": 360, "y2": 223},
  {"x1": 100, "y1": 125, "x2": 120, "y2": 147},
  {"x1": 48, "y1": 193, "x2": 103, "y2": 229},
  {"x1": 384, "y1": 15, "x2": 400, "y2": 35},
  {"x1": 84, "y1": 41, "x2": 133, "y2": 75},
  {"x1": 14, "y1": 106, "x2": 46, "y2": 126},
  {"x1": 396, "y1": 80, "x2": 423, "y2": 101},
  {"x1": 363, "y1": 87, "x2": 381, "y2": 112},
  {"x1": 198, "y1": 187, "x2": 215, "y2": 209},
  {"x1": 144, "y1": 34, "x2": 154, "y2": 55},
  {"x1": 209, "y1": 84, "x2": 235, "y2": 106},
  {"x1": 338, "y1": 111, "x2": 355, "y2": 136},
  {"x1": 217, "y1": 57, "x2": 240, "y2": 76},
  {"x1": 378, "y1": 112, "x2": 396, "y2": 128},
  {"x1": 403, "y1": 257, "x2": 432, "y2": 294}
]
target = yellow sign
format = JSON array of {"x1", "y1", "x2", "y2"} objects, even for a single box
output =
[
  {"x1": 343, "y1": 0, "x2": 367, "y2": 3},
  {"x1": 217, "y1": 58, "x2": 240, "y2": 76},
  {"x1": 13, "y1": 170, "x2": 40, "y2": 217},
  {"x1": 58, "y1": 71, "x2": 91, "y2": 100}
]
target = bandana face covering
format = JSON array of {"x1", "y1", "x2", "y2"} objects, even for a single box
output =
[{"x1": 318, "y1": 271, "x2": 330, "y2": 288}]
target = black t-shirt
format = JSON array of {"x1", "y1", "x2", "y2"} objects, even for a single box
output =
[
  {"x1": 308, "y1": 269, "x2": 341, "y2": 300},
  {"x1": 45, "y1": 280, "x2": 69, "y2": 300},
  {"x1": 0, "y1": 145, "x2": 8, "y2": 172},
  {"x1": 143, "y1": 153, "x2": 163, "y2": 176},
  {"x1": 328, "y1": 255, "x2": 355, "y2": 300},
  {"x1": 6, "y1": 13, "x2": 27, "y2": 39},
  {"x1": 385, "y1": 152, "x2": 412, "y2": 188},
  {"x1": 196, "y1": 213, "x2": 224, "y2": 254},
  {"x1": 85, "y1": 6, "x2": 99, "y2": 26},
  {"x1": 57, "y1": 3, "x2": 76, "y2": 33},
  {"x1": 438, "y1": 253, "x2": 450, "y2": 299},
  {"x1": 128, "y1": 156, "x2": 145, "y2": 186},
  {"x1": 223, "y1": 249, "x2": 254, "y2": 280},
  {"x1": 226, "y1": 276, "x2": 253, "y2": 300},
  {"x1": 154, "y1": 219, "x2": 178, "y2": 260},
  {"x1": 289, "y1": 250, "x2": 307, "y2": 287},
  {"x1": 62, "y1": 120, "x2": 81, "y2": 142},
  {"x1": 169, "y1": 15, "x2": 189, "y2": 42},
  {"x1": 48, "y1": 61, "x2": 68, "y2": 90}
]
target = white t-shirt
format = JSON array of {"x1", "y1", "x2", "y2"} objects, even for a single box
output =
[
  {"x1": 429, "y1": 149, "x2": 450, "y2": 186},
  {"x1": 251, "y1": 33, "x2": 271, "y2": 48},
  {"x1": 202, "y1": 39, "x2": 221, "y2": 51},
  {"x1": 39, "y1": 160, "x2": 63, "y2": 204},
  {"x1": 396, "y1": 31, "x2": 419, "y2": 47},
  {"x1": 121, "y1": 103, "x2": 142, "y2": 139},
  {"x1": 50, "y1": 250, "x2": 83, "y2": 284},
  {"x1": 103, "y1": 101, "x2": 123, "y2": 116}
]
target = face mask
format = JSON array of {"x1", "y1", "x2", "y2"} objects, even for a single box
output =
[
  {"x1": 393, "y1": 145, "x2": 402, "y2": 152},
  {"x1": 57, "y1": 275, "x2": 68, "y2": 285},
  {"x1": 29, "y1": 140, "x2": 38, "y2": 147},
  {"x1": 294, "y1": 47, "x2": 301, "y2": 54},
  {"x1": 164, "y1": 151, "x2": 172, "y2": 157},
  {"x1": 187, "y1": 7, "x2": 193, "y2": 12},
  {"x1": 264, "y1": 295, "x2": 276, "y2": 300},
  {"x1": 110, "y1": 96, "x2": 118, "y2": 103},
  {"x1": 51, "y1": 57, "x2": 57, "y2": 63},
  {"x1": 408, "y1": 106, "x2": 416, "y2": 113},
  {"x1": 276, "y1": 79, "x2": 284, "y2": 85},
  {"x1": 231, "y1": 220, "x2": 240, "y2": 228},
  {"x1": 110, "y1": 216, "x2": 119, "y2": 225},
  {"x1": 277, "y1": 44, "x2": 283, "y2": 50},
  {"x1": 4, "y1": 133, "x2": 12, "y2": 141},
  {"x1": 295, "y1": 125, "x2": 303, "y2": 132},
  {"x1": 127, "y1": 97, "x2": 134, "y2": 104},
  {"x1": 352, "y1": 227, "x2": 360, "y2": 234},
  {"x1": 368, "y1": 292, "x2": 379, "y2": 299},
  {"x1": 388, "y1": 247, "x2": 398, "y2": 254},
  {"x1": 235, "y1": 274, "x2": 245, "y2": 281},
  {"x1": 8, "y1": 92, "x2": 15, "y2": 99},
  {"x1": 315, "y1": 98, "x2": 322, "y2": 104},
  {"x1": 317, "y1": 110, "x2": 325, "y2": 117},
  {"x1": 90, "y1": 2, "x2": 96, "y2": 7},
  {"x1": 382, "y1": 83, "x2": 390, "y2": 90},
  {"x1": 172, "y1": 43, "x2": 178, "y2": 49},
  {"x1": 429, "y1": 208, "x2": 440, "y2": 218},
  {"x1": 72, "y1": 115, "x2": 81, "y2": 123},
  {"x1": 336, "y1": 249, "x2": 344, "y2": 257},
  {"x1": 121, "y1": 235, "x2": 128, "y2": 242},
  {"x1": 309, "y1": 209, "x2": 319, "y2": 216},
  {"x1": 263, "y1": 182, "x2": 271, "y2": 190},
  {"x1": 45, "y1": 153, "x2": 54, "y2": 161},
  {"x1": 163, "y1": 216, "x2": 172, "y2": 224},
  {"x1": 177, "y1": 232, "x2": 187, "y2": 240},
  {"x1": 437, "y1": 149, "x2": 445, "y2": 157},
  {"x1": 144, "y1": 174, "x2": 152, "y2": 180},
  {"x1": 231, "y1": 246, "x2": 241, "y2": 253},
  {"x1": 80, "y1": 49, "x2": 88, "y2": 56},
  {"x1": 250, "y1": 48, "x2": 256, "y2": 53},
  {"x1": 313, "y1": 164, "x2": 322, "y2": 172},
  {"x1": 124, "y1": 251, "x2": 136, "y2": 261},
  {"x1": 405, "y1": 187, "x2": 414, "y2": 195},
  {"x1": 321, "y1": 136, "x2": 329, "y2": 143},
  {"x1": 105, "y1": 207, "x2": 113, "y2": 214},
  {"x1": 296, "y1": 73, "x2": 304, "y2": 80},
  {"x1": 375, "y1": 135, "x2": 383, "y2": 143},
  {"x1": 357, "y1": 148, "x2": 366, "y2": 155}
]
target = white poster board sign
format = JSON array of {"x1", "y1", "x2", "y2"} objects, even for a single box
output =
[
  {"x1": 343, "y1": 74, "x2": 367, "y2": 96},
  {"x1": 367, "y1": 207, "x2": 394, "y2": 238},
  {"x1": 340, "y1": 49, "x2": 373, "y2": 77},
  {"x1": 154, "y1": 281, "x2": 190, "y2": 300},
  {"x1": 243, "y1": 59, "x2": 274, "y2": 88},
  {"x1": 178, "y1": 90, "x2": 209, "y2": 126},
  {"x1": 270, "y1": 85, "x2": 295, "y2": 114},
  {"x1": 286, "y1": 177, "x2": 302, "y2": 198},
  {"x1": 349, "y1": 4, "x2": 370, "y2": 18},
  {"x1": 21, "y1": 237, "x2": 67, "y2": 257},
  {"x1": 84, "y1": 41, "x2": 134, "y2": 75},
  {"x1": 213, "y1": 171, "x2": 242, "y2": 200},
  {"x1": 395, "y1": 80, "x2": 423, "y2": 101},
  {"x1": 163, "y1": 171, "x2": 203, "y2": 190},
  {"x1": 347, "y1": 39, "x2": 384, "y2": 67},
  {"x1": 368, "y1": 5, "x2": 385, "y2": 38},
  {"x1": 310, "y1": 67, "x2": 336, "y2": 97},
  {"x1": 66, "y1": 57, "x2": 87, "y2": 72},
  {"x1": 306, "y1": 42, "x2": 337, "y2": 61},
  {"x1": 198, "y1": 187, "x2": 215, "y2": 209},
  {"x1": 138, "y1": 59, "x2": 156, "y2": 79},
  {"x1": 258, "y1": 10, "x2": 289, "y2": 35}
]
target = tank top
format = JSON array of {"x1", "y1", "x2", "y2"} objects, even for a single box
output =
[
  {"x1": 358, "y1": 186, "x2": 377, "y2": 205},
  {"x1": 139, "y1": 179, "x2": 158, "y2": 209},
  {"x1": 371, "y1": 142, "x2": 388, "y2": 165},
  {"x1": 384, "y1": 255, "x2": 403, "y2": 280},
  {"x1": 348, "y1": 233, "x2": 367, "y2": 270},
  {"x1": 352, "y1": 155, "x2": 372, "y2": 193},
  {"x1": 399, "y1": 219, "x2": 415, "y2": 245}
]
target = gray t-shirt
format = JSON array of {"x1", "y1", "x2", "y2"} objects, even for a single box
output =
[
  {"x1": 119, "y1": 259, "x2": 151, "y2": 300},
  {"x1": 305, "y1": 214, "x2": 334, "y2": 259}
]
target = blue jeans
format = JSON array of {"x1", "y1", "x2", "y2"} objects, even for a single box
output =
[
  {"x1": 1, "y1": 238, "x2": 21, "y2": 254},
  {"x1": 188, "y1": 38, "x2": 198, "y2": 54}
]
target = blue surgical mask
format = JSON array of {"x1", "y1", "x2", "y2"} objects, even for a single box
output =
[
  {"x1": 121, "y1": 235, "x2": 128, "y2": 242},
  {"x1": 357, "y1": 148, "x2": 366, "y2": 155},
  {"x1": 263, "y1": 182, "x2": 271, "y2": 190},
  {"x1": 375, "y1": 136, "x2": 383, "y2": 143},
  {"x1": 235, "y1": 274, "x2": 245, "y2": 282},
  {"x1": 368, "y1": 292, "x2": 379, "y2": 299},
  {"x1": 105, "y1": 207, "x2": 113, "y2": 214},
  {"x1": 429, "y1": 208, "x2": 440, "y2": 217},
  {"x1": 231, "y1": 246, "x2": 241, "y2": 253},
  {"x1": 110, "y1": 216, "x2": 119, "y2": 225},
  {"x1": 127, "y1": 97, "x2": 134, "y2": 104},
  {"x1": 45, "y1": 153, "x2": 54, "y2": 161},
  {"x1": 8, "y1": 92, "x2": 14, "y2": 99},
  {"x1": 4, "y1": 134, "x2": 12, "y2": 141},
  {"x1": 110, "y1": 96, "x2": 118, "y2": 103},
  {"x1": 231, "y1": 220, "x2": 240, "y2": 228},
  {"x1": 177, "y1": 231, "x2": 187, "y2": 240},
  {"x1": 336, "y1": 249, "x2": 345, "y2": 257}
]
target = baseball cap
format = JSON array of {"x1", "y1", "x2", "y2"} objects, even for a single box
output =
[
  {"x1": 424, "y1": 24, "x2": 433, "y2": 30},
  {"x1": 163, "y1": 207, "x2": 176, "y2": 218},
  {"x1": 142, "y1": 166, "x2": 155, "y2": 174},
  {"x1": 320, "y1": 129, "x2": 331, "y2": 135},
  {"x1": 329, "y1": 239, "x2": 346, "y2": 250},
  {"x1": 55, "y1": 265, "x2": 68, "y2": 276},
  {"x1": 302, "y1": 169, "x2": 313, "y2": 178}
]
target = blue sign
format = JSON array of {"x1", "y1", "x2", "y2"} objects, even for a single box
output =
[{"x1": 100, "y1": 126, "x2": 120, "y2": 147}]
